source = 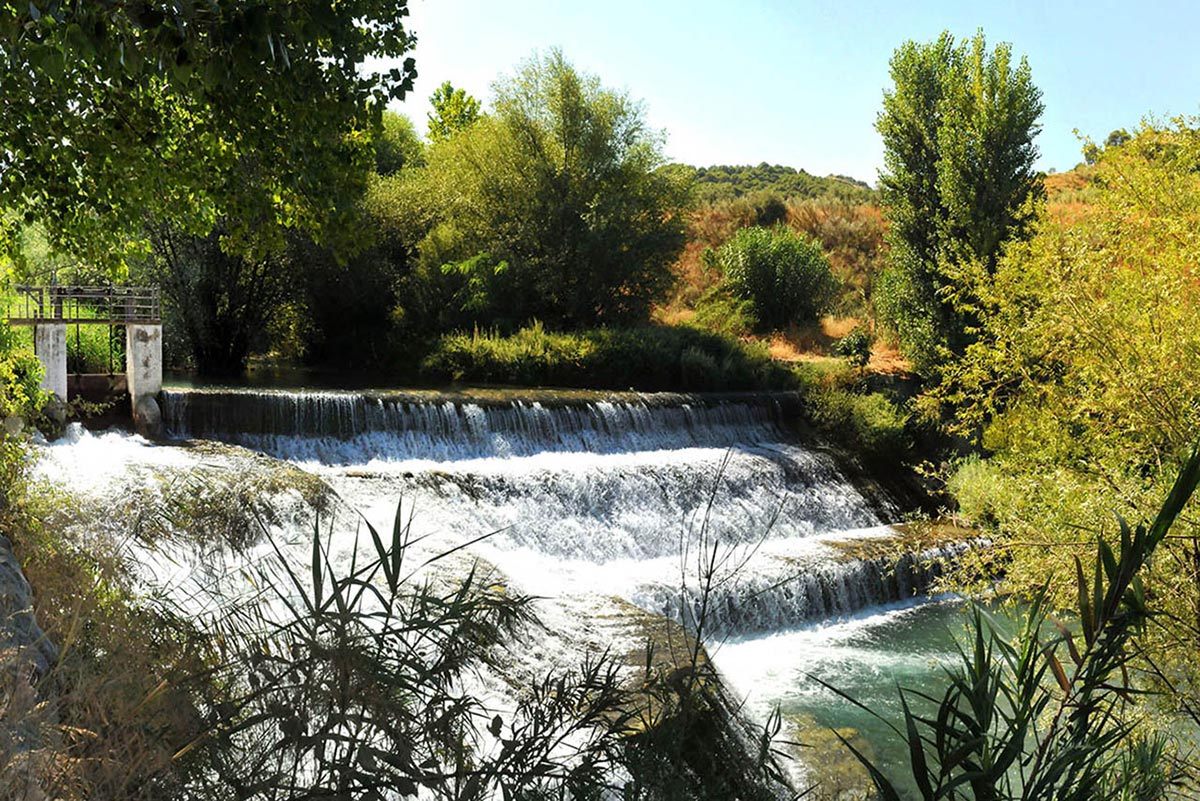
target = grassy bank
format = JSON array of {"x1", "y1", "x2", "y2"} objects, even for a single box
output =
[
  {"x1": 419, "y1": 322, "x2": 796, "y2": 392},
  {"x1": 417, "y1": 322, "x2": 925, "y2": 473}
]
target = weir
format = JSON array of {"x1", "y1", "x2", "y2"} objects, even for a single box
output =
[
  {"x1": 161, "y1": 388, "x2": 808, "y2": 461},
  {"x1": 37, "y1": 387, "x2": 967, "y2": 792},
  {"x1": 8, "y1": 286, "x2": 163, "y2": 434}
]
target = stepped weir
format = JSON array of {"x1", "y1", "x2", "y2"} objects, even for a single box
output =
[{"x1": 8, "y1": 286, "x2": 163, "y2": 434}]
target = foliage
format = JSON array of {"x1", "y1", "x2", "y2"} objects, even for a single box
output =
[
  {"x1": 830, "y1": 447, "x2": 1200, "y2": 801},
  {"x1": 397, "y1": 49, "x2": 689, "y2": 333},
  {"x1": 426, "y1": 80, "x2": 482, "y2": 142},
  {"x1": 704, "y1": 226, "x2": 839, "y2": 332},
  {"x1": 139, "y1": 225, "x2": 292, "y2": 375},
  {"x1": 182, "y1": 506, "x2": 624, "y2": 799},
  {"x1": 374, "y1": 111, "x2": 426, "y2": 176},
  {"x1": 282, "y1": 172, "x2": 417, "y2": 369},
  {"x1": 0, "y1": 319, "x2": 43, "y2": 422},
  {"x1": 876, "y1": 30, "x2": 1043, "y2": 374},
  {"x1": 0, "y1": 1, "x2": 417, "y2": 271},
  {"x1": 833, "y1": 326, "x2": 872, "y2": 367},
  {"x1": 690, "y1": 286, "x2": 757, "y2": 339},
  {"x1": 672, "y1": 162, "x2": 876, "y2": 205},
  {"x1": 805, "y1": 389, "x2": 910, "y2": 463},
  {"x1": 420, "y1": 322, "x2": 793, "y2": 391},
  {"x1": 938, "y1": 119, "x2": 1200, "y2": 702},
  {"x1": 61, "y1": 324, "x2": 124, "y2": 375}
]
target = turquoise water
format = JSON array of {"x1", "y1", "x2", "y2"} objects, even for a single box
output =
[{"x1": 716, "y1": 599, "x2": 985, "y2": 797}]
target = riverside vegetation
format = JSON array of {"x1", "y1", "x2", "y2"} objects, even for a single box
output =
[{"x1": 2, "y1": 4, "x2": 1200, "y2": 799}]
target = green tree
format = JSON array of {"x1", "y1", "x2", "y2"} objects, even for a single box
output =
[
  {"x1": 704, "y1": 226, "x2": 838, "y2": 332},
  {"x1": 426, "y1": 80, "x2": 482, "y2": 143},
  {"x1": 0, "y1": 2, "x2": 417, "y2": 270},
  {"x1": 375, "y1": 111, "x2": 426, "y2": 176},
  {"x1": 940, "y1": 119, "x2": 1200, "y2": 719},
  {"x1": 875, "y1": 30, "x2": 1043, "y2": 374},
  {"x1": 398, "y1": 49, "x2": 688, "y2": 332},
  {"x1": 1105, "y1": 127, "x2": 1132, "y2": 148},
  {"x1": 141, "y1": 224, "x2": 293, "y2": 376}
]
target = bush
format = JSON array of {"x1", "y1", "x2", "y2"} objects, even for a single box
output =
[
  {"x1": 690, "y1": 286, "x2": 756, "y2": 339},
  {"x1": 806, "y1": 389, "x2": 910, "y2": 462},
  {"x1": 833, "y1": 326, "x2": 872, "y2": 367},
  {"x1": 420, "y1": 322, "x2": 793, "y2": 391},
  {"x1": 705, "y1": 226, "x2": 838, "y2": 332}
]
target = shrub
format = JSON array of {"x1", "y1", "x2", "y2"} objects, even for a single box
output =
[
  {"x1": 835, "y1": 450, "x2": 1200, "y2": 801},
  {"x1": 806, "y1": 389, "x2": 910, "y2": 462},
  {"x1": 690, "y1": 286, "x2": 756, "y2": 339},
  {"x1": 705, "y1": 226, "x2": 839, "y2": 332},
  {"x1": 833, "y1": 326, "x2": 872, "y2": 367}
]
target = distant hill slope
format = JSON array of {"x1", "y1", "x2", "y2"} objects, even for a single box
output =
[{"x1": 666, "y1": 162, "x2": 877, "y2": 204}]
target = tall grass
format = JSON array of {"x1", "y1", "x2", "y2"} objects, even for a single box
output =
[{"x1": 421, "y1": 322, "x2": 795, "y2": 391}]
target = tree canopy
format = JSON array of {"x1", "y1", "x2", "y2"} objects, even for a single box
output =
[
  {"x1": 0, "y1": 1, "x2": 418, "y2": 270},
  {"x1": 375, "y1": 111, "x2": 426, "y2": 176},
  {"x1": 672, "y1": 163, "x2": 875, "y2": 204},
  {"x1": 874, "y1": 30, "x2": 1043, "y2": 374},
  {"x1": 941, "y1": 118, "x2": 1200, "y2": 701},
  {"x1": 426, "y1": 80, "x2": 481, "y2": 143},
  {"x1": 396, "y1": 49, "x2": 688, "y2": 332}
]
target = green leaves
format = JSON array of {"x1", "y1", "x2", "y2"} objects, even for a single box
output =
[
  {"x1": 834, "y1": 446, "x2": 1200, "y2": 801},
  {"x1": 707, "y1": 225, "x2": 839, "y2": 332},
  {"x1": 426, "y1": 80, "x2": 481, "y2": 144},
  {"x1": 397, "y1": 49, "x2": 687, "y2": 334},
  {"x1": 876, "y1": 30, "x2": 1043, "y2": 374},
  {"x1": 1, "y1": 1, "x2": 418, "y2": 272}
]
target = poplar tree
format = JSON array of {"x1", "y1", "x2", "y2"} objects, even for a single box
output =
[
  {"x1": 875, "y1": 30, "x2": 1043, "y2": 374},
  {"x1": 426, "y1": 81, "x2": 482, "y2": 143}
]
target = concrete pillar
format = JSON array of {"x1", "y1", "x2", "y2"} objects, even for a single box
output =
[
  {"x1": 33, "y1": 324, "x2": 67, "y2": 401},
  {"x1": 126, "y1": 324, "x2": 163, "y2": 437}
]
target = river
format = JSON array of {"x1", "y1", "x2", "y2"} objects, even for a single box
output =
[{"x1": 36, "y1": 386, "x2": 968, "y2": 798}]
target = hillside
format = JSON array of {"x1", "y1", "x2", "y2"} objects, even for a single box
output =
[{"x1": 668, "y1": 162, "x2": 876, "y2": 204}]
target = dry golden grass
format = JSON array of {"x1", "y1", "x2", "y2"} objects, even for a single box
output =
[
  {"x1": 1043, "y1": 168, "x2": 1093, "y2": 196},
  {"x1": 764, "y1": 316, "x2": 862, "y2": 361},
  {"x1": 1046, "y1": 200, "x2": 1100, "y2": 226},
  {"x1": 867, "y1": 340, "x2": 910, "y2": 376}
]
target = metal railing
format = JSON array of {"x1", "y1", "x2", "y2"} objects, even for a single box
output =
[{"x1": 8, "y1": 286, "x2": 161, "y2": 325}]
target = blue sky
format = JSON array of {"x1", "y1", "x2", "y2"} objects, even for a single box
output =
[{"x1": 378, "y1": 0, "x2": 1200, "y2": 184}]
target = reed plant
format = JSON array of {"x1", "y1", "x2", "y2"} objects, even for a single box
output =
[{"x1": 824, "y1": 447, "x2": 1200, "y2": 800}]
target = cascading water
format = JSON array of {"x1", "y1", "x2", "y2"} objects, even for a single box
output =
[
  {"x1": 156, "y1": 387, "x2": 956, "y2": 634},
  {"x1": 40, "y1": 387, "x2": 965, "y2": 795},
  {"x1": 161, "y1": 388, "x2": 805, "y2": 463}
]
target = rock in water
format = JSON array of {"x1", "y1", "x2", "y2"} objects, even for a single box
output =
[{"x1": 133, "y1": 394, "x2": 163, "y2": 439}]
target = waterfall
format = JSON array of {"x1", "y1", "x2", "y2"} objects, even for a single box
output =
[
  {"x1": 45, "y1": 386, "x2": 970, "y2": 795},
  {"x1": 635, "y1": 540, "x2": 972, "y2": 638},
  {"x1": 160, "y1": 388, "x2": 803, "y2": 463}
]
